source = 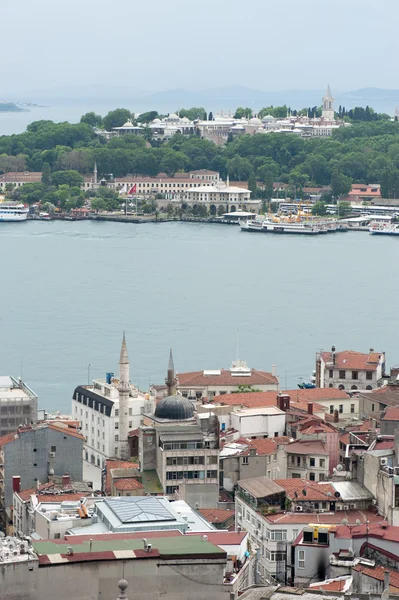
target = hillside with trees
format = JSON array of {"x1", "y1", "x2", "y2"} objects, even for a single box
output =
[{"x1": 0, "y1": 106, "x2": 399, "y2": 207}]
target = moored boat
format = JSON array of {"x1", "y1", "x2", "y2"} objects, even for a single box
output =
[
  {"x1": 0, "y1": 202, "x2": 29, "y2": 222},
  {"x1": 369, "y1": 223, "x2": 399, "y2": 236}
]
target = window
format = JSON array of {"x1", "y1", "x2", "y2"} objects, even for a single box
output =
[
  {"x1": 292, "y1": 473, "x2": 301, "y2": 478},
  {"x1": 372, "y1": 404, "x2": 375, "y2": 411},
  {"x1": 273, "y1": 454, "x2": 277, "y2": 462},
  {"x1": 310, "y1": 458, "x2": 315, "y2": 467},
  {"x1": 115, "y1": 409, "x2": 119, "y2": 416},
  {"x1": 292, "y1": 529, "x2": 299, "y2": 541},
  {"x1": 319, "y1": 473, "x2": 325, "y2": 481},
  {"x1": 298, "y1": 550, "x2": 305, "y2": 569},
  {"x1": 329, "y1": 405, "x2": 334, "y2": 414},
  {"x1": 242, "y1": 456, "x2": 249, "y2": 465},
  {"x1": 329, "y1": 369, "x2": 333, "y2": 378},
  {"x1": 339, "y1": 370, "x2": 346, "y2": 379},
  {"x1": 271, "y1": 530, "x2": 287, "y2": 541},
  {"x1": 339, "y1": 405, "x2": 343, "y2": 413},
  {"x1": 309, "y1": 472, "x2": 315, "y2": 481},
  {"x1": 267, "y1": 470, "x2": 271, "y2": 478},
  {"x1": 54, "y1": 533, "x2": 61, "y2": 539},
  {"x1": 273, "y1": 468, "x2": 278, "y2": 479},
  {"x1": 350, "y1": 404, "x2": 355, "y2": 413},
  {"x1": 366, "y1": 372, "x2": 373, "y2": 380},
  {"x1": 51, "y1": 446, "x2": 56, "y2": 453},
  {"x1": 319, "y1": 459, "x2": 325, "y2": 467},
  {"x1": 208, "y1": 455, "x2": 218, "y2": 464},
  {"x1": 129, "y1": 408, "x2": 133, "y2": 415},
  {"x1": 297, "y1": 456, "x2": 301, "y2": 466},
  {"x1": 115, "y1": 422, "x2": 119, "y2": 429},
  {"x1": 115, "y1": 435, "x2": 119, "y2": 442},
  {"x1": 352, "y1": 371, "x2": 358, "y2": 380}
]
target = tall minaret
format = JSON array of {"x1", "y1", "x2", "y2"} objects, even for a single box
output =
[
  {"x1": 117, "y1": 332, "x2": 130, "y2": 459},
  {"x1": 165, "y1": 349, "x2": 176, "y2": 397},
  {"x1": 322, "y1": 85, "x2": 335, "y2": 121},
  {"x1": 93, "y1": 161, "x2": 98, "y2": 186}
]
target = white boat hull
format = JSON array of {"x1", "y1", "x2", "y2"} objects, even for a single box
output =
[{"x1": 0, "y1": 213, "x2": 28, "y2": 222}]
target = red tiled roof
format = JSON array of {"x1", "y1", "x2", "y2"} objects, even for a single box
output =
[
  {"x1": 352, "y1": 565, "x2": 399, "y2": 592},
  {"x1": 275, "y1": 479, "x2": 335, "y2": 501},
  {"x1": 297, "y1": 417, "x2": 338, "y2": 435},
  {"x1": 340, "y1": 431, "x2": 368, "y2": 446},
  {"x1": 309, "y1": 579, "x2": 348, "y2": 592},
  {"x1": 285, "y1": 439, "x2": 328, "y2": 455},
  {"x1": 382, "y1": 406, "x2": 399, "y2": 421},
  {"x1": 0, "y1": 172, "x2": 42, "y2": 183},
  {"x1": 113, "y1": 478, "x2": 144, "y2": 491},
  {"x1": 373, "y1": 440, "x2": 395, "y2": 450},
  {"x1": 333, "y1": 522, "x2": 399, "y2": 542},
  {"x1": 0, "y1": 423, "x2": 84, "y2": 447},
  {"x1": 0, "y1": 431, "x2": 19, "y2": 447},
  {"x1": 186, "y1": 531, "x2": 247, "y2": 545},
  {"x1": 264, "y1": 510, "x2": 382, "y2": 525},
  {"x1": 214, "y1": 390, "x2": 331, "y2": 412},
  {"x1": 198, "y1": 508, "x2": 235, "y2": 524},
  {"x1": 104, "y1": 459, "x2": 139, "y2": 495},
  {"x1": 321, "y1": 350, "x2": 382, "y2": 371},
  {"x1": 36, "y1": 493, "x2": 89, "y2": 503},
  {"x1": 177, "y1": 369, "x2": 278, "y2": 388},
  {"x1": 234, "y1": 437, "x2": 291, "y2": 456}
]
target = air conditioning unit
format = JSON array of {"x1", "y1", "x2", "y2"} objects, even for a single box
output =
[
  {"x1": 319, "y1": 509, "x2": 328, "y2": 513},
  {"x1": 49, "y1": 452, "x2": 56, "y2": 458},
  {"x1": 336, "y1": 504, "x2": 344, "y2": 511},
  {"x1": 296, "y1": 506, "x2": 303, "y2": 512},
  {"x1": 380, "y1": 458, "x2": 388, "y2": 466},
  {"x1": 343, "y1": 505, "x2": 349, "y2": 510}
]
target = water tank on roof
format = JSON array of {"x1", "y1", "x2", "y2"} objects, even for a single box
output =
[{"x1": 106, "y1": 372, "x2": 114, "y2": 385}]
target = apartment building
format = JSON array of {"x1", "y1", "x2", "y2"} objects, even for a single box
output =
[{"x1": 316, "y1": 347, "x2": 385, "y2": 392}]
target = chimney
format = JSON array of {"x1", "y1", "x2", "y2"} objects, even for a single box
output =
[
  {"x1": 384, "y1": 569, "x2": 390, "y2": 592},
  {"x1": 12, "y1": 476, "x2": 21, "y2": 493},
  {"x1": 272, "y1": 364, "x2": 277, "y2": 378},
  {"x1": 62, "y1": 473, "x2": 70, "y2": 487},
  {"x1": 333, "y1": 409, "x2": 339, "y2": 423},
  {"x1": 332, "y1": 346, "x2": 336, "y2": 365},
  {"x1": 308, "y1": 403, "x2": 313, "y2": 415},
  {"x1": 277, "y1": 394, "x2": 290, "y2": 412}
]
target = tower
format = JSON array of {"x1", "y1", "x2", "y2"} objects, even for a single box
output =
[
  {"x1": 117, "y1": 332, "x2": 130, "y2": 459},
  {"x1": 93, "y1": 161, "x2": 98, "y2": 186},
  {"x1": 322, "y1": 85, "x2": 335, "y2": 121},
  {"x1": 165, "y1": 349, "x2": 176, "y2": 397}
]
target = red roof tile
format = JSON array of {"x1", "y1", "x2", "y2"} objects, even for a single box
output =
[
  {"x1": 198, "y1": 508, "x2": 235, "y2": 524},
  {"x1": 382, "y1": 406, "x2": 399, "y2": 421},
  {"x1": 214, "y1": 389, "x2": 332, "y2": 412},
  {"x1": 0, "y1": 423, "x2": 84, "y2": 447},
  {"x1": 275, "y1": 479, "x2": 335, "y2": 501},
  {"x1": 352, "y1": 565, "x2": 399, "y2": 592},
  {"x1": 264, "y1": 510, "x2": 382, "y2": 525},
  {"x1": 234, "y1": 437, "x2": 291, "y2": 456},
  {"x1": 104, "y1": 459, "x2": 138, "y2": 495},
  {"x1": 309, "y1": 579, "x2": 348, "y2": 592},
  {"x1": 333, "y1": 522, "x2": 399, "y2": 542},
  {"x1": 113, "y1": 478, "x2": 144, "y2": 491},
  {"x1": 285, "y1": 439, "x2": 329, "y2": 455},
  {"x1": 321, "y1": 350, "x2": 382, "y2": 371},
  {"x1": 177, "y1": 369, "x2": 278, "y2": 388}
]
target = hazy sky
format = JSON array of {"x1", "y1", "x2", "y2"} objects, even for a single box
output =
[{"x1": 3, "y1": 0, "x2": 398, "y2": 94}]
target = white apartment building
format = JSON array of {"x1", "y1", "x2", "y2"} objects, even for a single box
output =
[
  {"x1": 72, "y1": 336, "x2": 155, "y2": 468},
  {"x1": 316, "y1": 347, "x2": 385, "y2": 392},
  {"x1": 285, "y1": 440, "x2": 330, "y2": 481},
  {"x1": 0, "y1": 376, "x2": 38, "y2": 435}
]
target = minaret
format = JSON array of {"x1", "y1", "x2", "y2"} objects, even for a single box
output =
[
  {"x1": 117, "y1": 332, "x2": 130, "y2": 459},
  {"x1": 93, "y1": 161, "x2": 98, "y2": 186},
  {"x1": 165, "y1": 349, "x2": 176, "y2": 397},
  {"x1": 322, "y1": 85, "x2": 335, "y2": 121}
]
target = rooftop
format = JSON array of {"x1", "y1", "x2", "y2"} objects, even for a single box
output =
[
  {"x1": 275, "y1": 479, "x2": 336, "y2": 502},
  {"x1": 330, "y1": 481, "x2": 372, "y2": 501},
  {"x1": 352, "y1": 565, "x2": 399, "y2": 593},
  {"x1": 321, "y1": 350, "x2": 383, "y2": 371},
  {"x1": 332, "y1": 521, "x2": 399, "y2": 543},
  {"x1": 0, "y1": 422, "x2": 85, "y2": 447},
  {"x1": 214, "y1": 390, "x2": 330, "y2": 412},
  {"x1": 285, "y1": 440, "x2": 329, "y2": 455},
  {"x1": 382, "y1": 406, "x2": 399, "y2": 420},
  {"x1": 238, "y1": 476, "x2": 285, "y2": 498},
  {"x1": 177, "y1": 367, "x2": 278, "y2": 388},
  {"x1": 198, "y1": 508, "x2": 235, "y2": 524},
  {"x1": 263, "y1": 510, "x2": 382, "y2": 525},
  {"x1": 104, "y1": 459, "x2": 139, "y2": 495}
]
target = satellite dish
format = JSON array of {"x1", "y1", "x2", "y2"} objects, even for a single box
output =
[
  {"x1": 342, "y1": 518, "x2": 348, "y2": 526},
  {"x1": 327, "y1": 492, "x2": 332, "y2": 497},
  {"x1": 334, "y1": 491, "x2": 341, "y2": 498},
  {"x1": 336, "y1": 464, "x2": 344, "y2": 471}
]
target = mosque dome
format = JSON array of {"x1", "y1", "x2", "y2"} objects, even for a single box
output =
[
  {"x1": 154, "y1": 394, "x2": 194, "y2": 420},
  {"x1": 262, "y1": 114, "x2": 275, "y2": 123},
  {"x1": 249, "y1": 117, "x2": 262, "y2": 125},
  {"x1": 152, "y1": 118, "x2": 161, "y2": 124}
]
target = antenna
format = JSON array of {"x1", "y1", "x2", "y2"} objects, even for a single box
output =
[
  {"x1": 236, "y1": 329, "x2": 240, "y2": 360},
  {"x1": 86, "y1": 364, "x2": 91, "y2": 385}
]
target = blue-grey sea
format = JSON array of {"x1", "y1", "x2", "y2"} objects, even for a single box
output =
[{"x1": 0, "y1": 220, "x2": 398, "y2": 413}]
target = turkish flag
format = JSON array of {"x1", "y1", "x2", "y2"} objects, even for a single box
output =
[{"x1": 128, "y1": 184, "x2": 137, "y2": 196}]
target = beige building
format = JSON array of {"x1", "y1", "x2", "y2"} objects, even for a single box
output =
[
  {"x1": 0, "y1": 171, "x2": 42, "y2": 189},
  {"x1": 285, "y1": 439, "x2": 330, "y2": 481},
  {"x1": 316, "y1": 347, "x2": 385, "y2": 392}
]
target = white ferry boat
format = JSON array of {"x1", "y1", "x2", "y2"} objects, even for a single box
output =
[
  {"x1": 369, "y1": 223, "x2": 399, "y2": 236},
  {"x1": 240, "y1": 218, "x2": 321, "y2": 235},
  {"x1": 0, "y1": 202, "x2": 29, "y2": 222}
]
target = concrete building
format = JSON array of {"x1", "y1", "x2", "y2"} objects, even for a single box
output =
[
  {"x1": 72, "y1": 334, "x2": 155, "y2": 468},
  {"x1": 198, "y1": 508, "x2": 235, "y2": 530},
  {"x1": 220, "y1": 437, "x2": 289, "y2": 492},
  {"x1": 0, "y1": 530, "x2": 256, "y2": 600},
  {"x1": 83, "y1": 169, "x2": 219, "y2": 192},
  {"x1": 358, "y1": 386, "x2": 399, "y2": 420},
  {"x1": 0, "y1": 171, "x2": 42, "y2": 189},
  {"x1": 316, "y1": 347, "x2": 385, "y2": 392},
  {"x1": 176, "y1": 360, "x2": 279, "y2": 401},
  {"x1": 139, "y1": 352, "x2": 220, "y2": 507},
  {"x1": 292, "y1": 417, "x2": 340, "y2": 472},
  {"x1": 0, "y1": 423, "x2": 84, "y2": 530},
  {"x1": 380, "y1": 406, "x2": 399, "y2": 435},
  {"x1": 0, "y1": 375, "x2": 37, "y2": 435},
  {"x1": 285, "y1": 440, "x2": 330, "y2": 481},
  {"x1": 182, "y1": 181, "x2": 260, "y2": 214}
]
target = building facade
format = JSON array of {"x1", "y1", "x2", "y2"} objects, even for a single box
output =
[
  {"x1": 316, "y1": 347, "x2": 385, "y2": 392},
  {"x1": 0, "y1": 376, "x2": 37, "y2": 435},
  {"x1": 285, "y1": 440, "x2": 330, "y2": 481},
  {"x1": 72, "y1": 334, "x2": 155, "y2": 468}
]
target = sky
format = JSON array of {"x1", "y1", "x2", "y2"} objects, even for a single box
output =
[{"x1": 3, "y1": 0, "x2": 398, "y2": 96}]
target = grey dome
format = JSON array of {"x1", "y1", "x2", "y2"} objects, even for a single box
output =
[{"x1": 155, "y1": 395, "x2": 194, "y2": 420}]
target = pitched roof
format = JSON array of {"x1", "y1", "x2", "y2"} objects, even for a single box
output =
[
  {"x1": 238, "y1": 477, "x2": 285, "y2": 498},
  {"x1": 275, "y1": 479, "x2": 335, "y2": 501},
  {"x1": 0, "y1": 422, "x2": 84, "y2": 447},
  {"x1": 113, "y1": 478, "x2": 144, "y2": 491},
  {"x1": 214, "y1": 389, "x2": 331, "y2": 411},
  {"x1": 297, "y1": 417, "x2": 338, "y2": 434},
  {"x1": 352, "y1": 565, "x2": 399, "y2": 593},
  {"x1": 198, "y1": 508, "x2": 235, "y2": 524},
  {"x1": 234, "y1": 437, "x2": 291, "y2": 456},
  {"x1": 264, "y1": 510, "x2": 382, "y2": 525},
  {"x1": 104, "y1": 459, "x2": 139, "y2": 495},
  {"x1": 359, "y1": 387, "x2": 399, "y2": 409},
  {"x1": 333, "y1": 521, "x2": 399, "y2": 542},
  {"x1": 321, "y1": 350, "x2": 382, "y2": 371},
  {"x1": 285, "y1": 439, "x2": 329, "y2": 455},
  {"x1": 309, "y1": 579, "x2": 349, "y2": 592},
  {"x1": 382, "y1": 406, "x2": 399, "y2": 421},
  {"x1": 177, "y1": 369, "x2": 278, "y2": 387}
]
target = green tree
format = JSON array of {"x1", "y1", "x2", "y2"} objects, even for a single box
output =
[
  {"x1": 103, "y1": 109, "x2": 132, "y2": 131},
  {"x1": 337, "y1": 200, "x2": 352, "y2": 216},
  {"x1": 330, "y1": 171, "x2": 352, "y2": 199},
  {"x1": 178, "y1": 107, "x2": 207, "y2": 121},
  {"x1": 138, "y1": 111, "x2": 159, "y2": 124},
  {"x1": 311, "y1": 201, "x2": 327, "y2": 216},
  {"x1": 90, "y1": 198, "x2": 107, "y2": 212},
  {"x1": 247, "y1": 173, "x2": 257, "y2": 196},
  {"x1": 160, "y1": 150, "x2": 188, "y2": 176},
  {"x1": 80, "y1": 112, "x2": 103, "y2": 128},
  {"x1": 234, "y1": 107, "x2": 252, "y2": 119},
  {"x1": 227, "y1": 156, "x2": 253, "y2": 180},
  {"x1": 51, "y1": 170, "x2": 84, "y2": 188},
  {"x1": 41, "y1": 162, "x2": 51, "y2": 185}
]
